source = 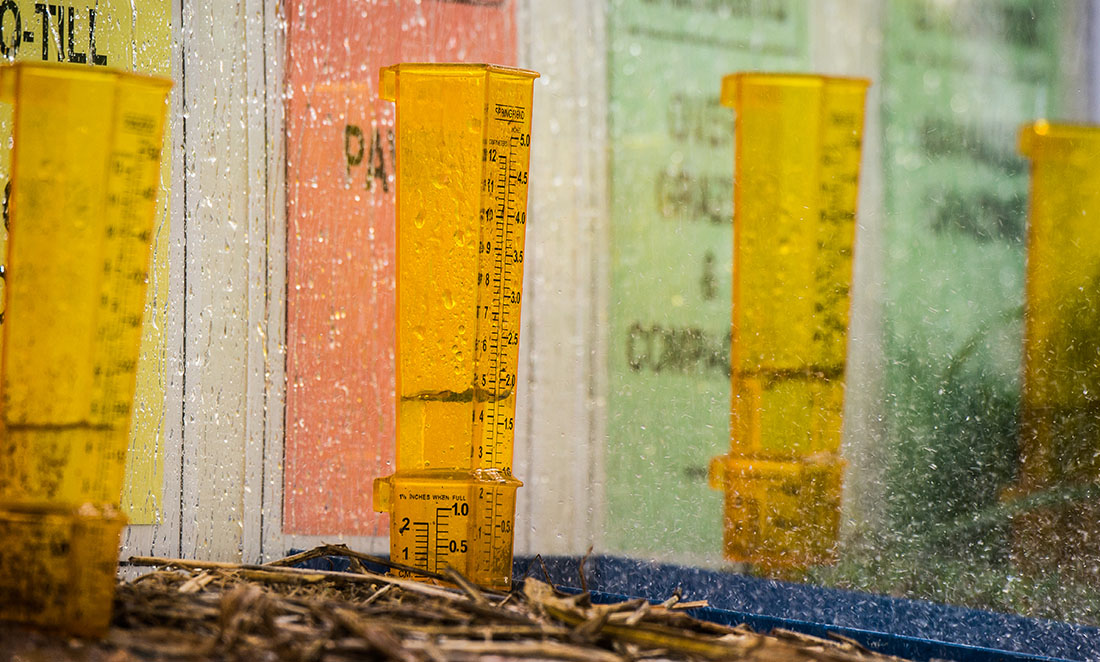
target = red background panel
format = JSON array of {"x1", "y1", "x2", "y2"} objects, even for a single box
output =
[{"x1": 285, "y1": 0, "x2": 517, "y2": 535}]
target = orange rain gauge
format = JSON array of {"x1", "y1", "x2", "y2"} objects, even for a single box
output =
[
  {"x1": 1012, "y1": 121, "x2": 1100, "y2": 581},
  {"x1": 373, "y1": 64, "x2": 538, "y2": 590},
  {"x1": 709, "y1": 73, "x2": 869, "y2": 571},
  {"x1": 0, "y1": 63, "x2": 171, "y2": 635}
]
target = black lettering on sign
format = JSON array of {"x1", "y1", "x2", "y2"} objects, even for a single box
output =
[
  {"x1": 33, "y1": 4, "x2": 47, "y2": 59},
  {"x1": 626, "y1": 322, "x2": 730, "y2": 378},
  {"x1": 640, "y1": 0, "x2": 790, "y2": 21},
  {"x1": 433, "y1": 0, "x2": 506, "y2": 6},
  {"x1": 344, "y1": 123, "x2": 364, "y2": 178},
  {"x1": 919, "y1": 116, "x2": 1022, "y2": 176},
  {"x1": 0, "y1": 1, "x2": 20, "y2": 58},
  {"x1": 700, "y1": 251, "x2": 717, "y2": 301},
  {"x1": 343, "y1": 123, "x2": 394, "y2": 193},
  {"x1": 656, "y1": 164, "x2": 731, "y2": 225},
  {"x1": 668, "y1": 92, "x2": 730, "y2": 148},
  {"x1": 88, "y1": 7, "x2": 104, "y2": 65},
  {"x1": 912, "y1": 0, "x2": 1045, "y2": 51},
  {"x1": 0, "y1": 3, "x2": 107, "y2": 64},
  {"x1": 930, "y1": 186, "x2": 1025, "y2": 244}
]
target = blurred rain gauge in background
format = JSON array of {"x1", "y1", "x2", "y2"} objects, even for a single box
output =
[
  {"x1": 709, "y1": 74, "x2": 869, "y2": 571},
  {"x1": 373, "y1": 64, "x2": 538, "y2": 590},
  {"x1": 1012, "y1": 122, "x2": 1100, "y2": 584},
  {"x1": 0, "y1": 62, "x2": 171, "y2": 634}
]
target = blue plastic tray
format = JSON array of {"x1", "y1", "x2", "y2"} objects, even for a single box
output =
[
  {"x1": 290, "y1": 551, "x2": 1100, "y2": 662},
  {"x1": 518, "y1": 555, "x2": 1100, "y2": 662}
]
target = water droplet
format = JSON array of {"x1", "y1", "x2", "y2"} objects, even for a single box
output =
[
  {"x1": 442, "y1": 290, "x2": 455, "y2": 309},
  {"x1": 414, "y1": 210, "x2": 426, "y2": 228}
]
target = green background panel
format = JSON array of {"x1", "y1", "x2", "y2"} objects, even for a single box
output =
[
  {"x1": 606, "y1": 0, "x2": 809, "y2": 560},
  {"x1": 880, "y1": 0, "x2": 1065, "y2": 542}
]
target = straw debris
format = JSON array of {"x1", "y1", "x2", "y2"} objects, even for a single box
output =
[{"x1": 0, "y1": 544, "x2": 914, "y2": 661}]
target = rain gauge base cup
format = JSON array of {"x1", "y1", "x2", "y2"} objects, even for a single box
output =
[{"x1": 373, "y1": 63, "x2": 538, "y2": 591}]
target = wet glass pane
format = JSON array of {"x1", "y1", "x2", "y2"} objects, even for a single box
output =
[{"x1": 9, "y1": 0, "x2": 1100, "y2": 652}]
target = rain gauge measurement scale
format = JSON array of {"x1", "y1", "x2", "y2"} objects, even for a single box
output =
[{"x1": 374, "y1": 63, "x2": 538, "y2": 590}]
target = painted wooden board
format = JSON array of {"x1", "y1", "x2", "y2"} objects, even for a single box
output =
[{"x1": 510, "y1": 0, "x2": 609, "y2": 556}]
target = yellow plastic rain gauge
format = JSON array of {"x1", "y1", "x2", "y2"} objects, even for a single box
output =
[
  {"x1": 709, "y1": 73, "x2": 868, "y2": 570},
  {"x1": 373, "y1": 63, "x2": 537, "y2": 590},
  {"x1": 0, "y1": 63, "x2": 171, "y2": 635},
  {"x1": 1013, "y1": 121, "x2": 1100, "y2": 580}
]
